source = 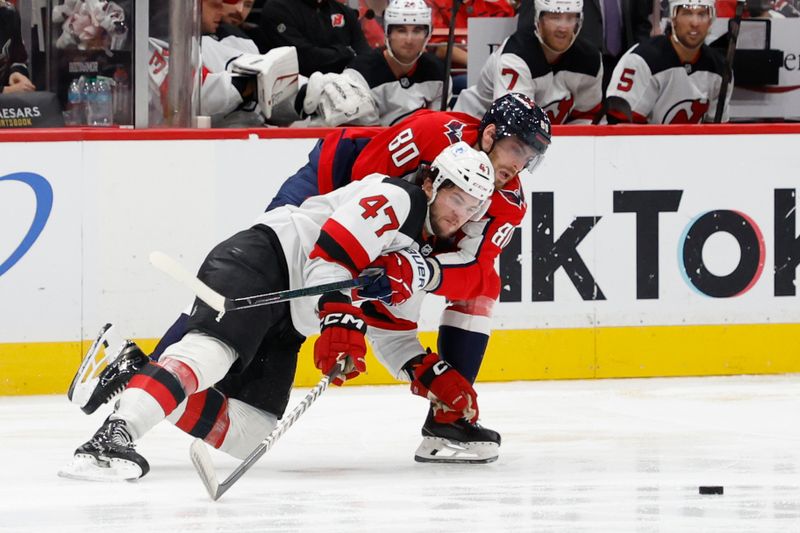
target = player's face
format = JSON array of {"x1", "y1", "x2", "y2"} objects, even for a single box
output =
[
  {"x1": 672, "y1": 6, "x2": 712, "y2": 50},
  {"x1": 387, "y1": 25, "x2": 429, "y2": 64},
  {"x1": 202, "y1": 0, "x2": 225, "y2": 34},
  {"x1": 424, "y1": 182, "x2": 484, "y2": 238},
  {"x1": 484, "y1": 134, "x2": 539, "y2": 188},
  {"x1": 222, "y1": 0, "x2": 248, "y2": 26},
  {"x1": 538, "y1": 12, "x2": 580, "y2": 53}
]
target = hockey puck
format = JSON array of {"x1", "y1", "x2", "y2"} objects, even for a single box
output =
[{"x1": 698, "y1": 486, "x2": 723, "y2": 495}]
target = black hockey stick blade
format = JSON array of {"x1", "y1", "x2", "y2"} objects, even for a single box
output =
[{"x1": 190, "y1": 360, "x2": 346, "y2": 500}]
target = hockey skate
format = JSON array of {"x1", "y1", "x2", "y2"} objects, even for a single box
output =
[
  {"x1": 58, "y1": 417, "x2": 150, "y2": 481},
  {"x1": 414, "y1": 407, "x2": 501, "y2": 464},
  {"x1": 68, "y1": 324, "x2": 149, "y2": 414}
]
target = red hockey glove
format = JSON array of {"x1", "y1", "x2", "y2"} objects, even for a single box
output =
[
  {"x1": 314, "y1": 299, "x2": 367, "y2": 386},
  {"x1": 357, "y1": 248, "x2": 439, "y2": 305},
  {"x1": 408, "y1": 352, "x2": 478, "y2": 423}
]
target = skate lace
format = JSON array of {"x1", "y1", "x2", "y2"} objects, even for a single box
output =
[{"x1": 103, "y1": 419, "x2": 134, "y2": 449}]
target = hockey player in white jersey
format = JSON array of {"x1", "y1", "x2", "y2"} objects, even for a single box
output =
[
  {"x1": 454, "y1": 0, "x2": 602, "y2": 124},
  {"x1": 605, "y1": 0, "x2": 729, "y2": 124},
  {"x1": 60, "y1": 143, "x2": 494, "y2": 481},
  {"x1": 300, "y1": 0, "x2": 449, "y2": 127}
]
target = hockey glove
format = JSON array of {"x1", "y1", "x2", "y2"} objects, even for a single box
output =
[
  {"x1": 407, "y1": 352, "x2": 479, "y2": 424},
  {"x1": 230, "y1": 47, "x2": 299, "y2": 120},
  {"x1": 314, "y1": 297, "x2": 368, "y2": 386},
  {"x1": 358, "y1": 248, "x2": 440, "y2": 305}
]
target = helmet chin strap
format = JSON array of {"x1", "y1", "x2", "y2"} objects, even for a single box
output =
[
  {"x1": 425, "y1": 188, "x2": 437, "y2": 236},
  {"x1": 385, "y1": 32, "x2": 430, "y2": 68}
]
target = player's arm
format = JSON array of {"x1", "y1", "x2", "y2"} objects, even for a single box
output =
[
  {"x1": 361, "y1": 186, "x2": 526, "y2": 304},
  {"x1": 307, "y1": 179, "x2": 427, "y2": 383},
  {"x1": 605, "y1": 53, "x2": 655, "y2": 124},
  {"x1": 365, "y1": 302, "x2": 480, "y2": 423},
  {"x1": 493, "y1": 53, "x2": 536, "y2": 102}
]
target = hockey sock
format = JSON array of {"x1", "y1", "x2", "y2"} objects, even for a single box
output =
[
  {"x1": 437, "y1": 325, "x2": 488, "y2": 384},
  {"x1": 114, "y1": 358, "x2": 199, "y2": 439},
  {"x1": 169, "y1": 388, "x2": 231, "y2": 448}
]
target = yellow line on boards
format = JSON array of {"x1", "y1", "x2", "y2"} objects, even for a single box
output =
[{"x1": 1, "y1": 323, "x2": 799, "y2": 395}]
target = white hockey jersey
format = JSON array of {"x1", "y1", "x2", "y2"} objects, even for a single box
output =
[
  {"x1": 454, "y1": 31, "x2": 603, "y2": 125},
  {"x1": 252, "y1": 175, "x2": 431, "y2": 377},
  {"x1": 342, "y1": 48, "x2": 450, "y2": 126},
  {"x1": 606, "y1": 35, "x2": 730, "y2": 124}
]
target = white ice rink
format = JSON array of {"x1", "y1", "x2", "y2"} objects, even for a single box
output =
[{"x1": 1, "y1": 375, "x2": 799, "y2": 532}]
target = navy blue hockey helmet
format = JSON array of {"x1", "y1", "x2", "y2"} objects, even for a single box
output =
[{"x1": 478, "y1": 93, "x2": 552, "y2": 173}]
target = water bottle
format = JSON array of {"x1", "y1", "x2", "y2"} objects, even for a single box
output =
[
  {"x1": 112, "y1": 67, "x2": 131, "y2": 125},
  {"x1": 87, "y1": 77, "x2": 114, "y2": 126},
  {"x1": 64, "y1": 77, "x2": 85, "y2": 126}
]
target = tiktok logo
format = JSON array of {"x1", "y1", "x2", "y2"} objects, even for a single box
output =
[{"x1": 0, "y1": 172, "x2": 53, "y2": 277}]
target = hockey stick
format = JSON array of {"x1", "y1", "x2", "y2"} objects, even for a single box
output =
[
  {"x1": 190, "y1": 359, "x2": 346, "y2": 500},
  {"x1": 149, "y1": 251, "x2": 382, "y2": 320},
  {"x1": 439, "y1": 0, "x2": 464, "y2": 111},
  {"x1": 714, "y1": 0, "x2": 745, "y2": 123}
]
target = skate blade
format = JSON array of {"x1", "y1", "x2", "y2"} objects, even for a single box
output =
[
  {"x1": 57, "y1": 454, "x2": 143, "y2": 482},
  {"x1": 414, "y1": 437, "x2": 499, "y2": 464},
  {"x1": 67, "y1": 323, "x2": 126, "y2": 409}
]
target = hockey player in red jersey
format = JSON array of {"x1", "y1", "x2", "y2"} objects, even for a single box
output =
[
  {"x1": 454, "y1": 0, "x2": 603, "y2": 125},
  {"x1": 60, "y1": 143, "x2": 494, "y2": 481},
  {"x1": 273, "y1": 93, "x2": 552, "y2": 463},
  {"x1": 605, "y1": 0, "x2": 729, "y2": 124}
]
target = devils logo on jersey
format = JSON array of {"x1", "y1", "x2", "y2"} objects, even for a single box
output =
[
  {"x1": 542, "y1": 95, "x2": 574, "y2": 125},
  {"x1": 443, "y1": 120, "x2": 465, "y2": 144},
  {"x1": 662, "y1": 99, "x2": 710, "y2": 124},
  {"x1": 331, "y1": 14, "x2": 345, "y2": 28}
]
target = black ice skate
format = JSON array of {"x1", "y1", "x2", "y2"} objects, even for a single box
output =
[
  {"x1": 58, "y1": 417, "x2": 150, "y2": 481},
  {"x1": 414, "y1": 407, "x2": 501, "y2": 464},
  {"x1": 68, "y1": 323, "x2": 149, "y2": 414}
]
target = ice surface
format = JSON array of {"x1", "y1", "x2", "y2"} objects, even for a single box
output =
[{"x1": 1, "y1": 375, "x2": 799, "y2": 532}]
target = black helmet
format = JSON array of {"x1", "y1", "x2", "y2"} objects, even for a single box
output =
[{"x1": 478, "y1": 93, "x2": 552, "y2": 173}]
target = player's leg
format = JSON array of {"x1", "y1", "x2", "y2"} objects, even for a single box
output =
[
  {"x1": 416, "y1": 283, "x2": 501, "y2": 463},
  {"x1": 266, "y1": 140, "x2": 323, "y2": 210},
  {"x1": 167, "y1": 325, "x2": 303, "y2": 458},
  {"x1": 62, "y1": 226, "x2": 290, "y2": 480}
]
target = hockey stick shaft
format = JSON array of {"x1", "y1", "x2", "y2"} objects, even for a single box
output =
[
  {"x1": 439, "y1": 0, "x2": 464, "y2": 111},
  {"x1": 714, "y1": 0, "x2": 745, "y2": 123},
  {"x1": 190, "y1": 359, "x2": 345, "y2": 500},
  {"x1": 150, "y1": 251, "x2": 381, "y2": 318}
]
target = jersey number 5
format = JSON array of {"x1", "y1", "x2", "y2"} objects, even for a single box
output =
[
  {"x1": 616, "y1": 68, "x2": 636, "y2": 92},
  {"x1": 388, "y1": 128, "x2": 420, "y2": 168},
  {"x1": 359, "y1": 195, "x2": 400, "y2": 237}
]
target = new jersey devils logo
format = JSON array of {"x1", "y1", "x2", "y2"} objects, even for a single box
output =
[
  {"x1": 542, "y1": 95, "x2": 574, "y2": 125},
  {"x1": 443, "y1": 120, "x2": 465, "y2": 144},
  {"x1": 331, "y1": 14, "x2": 345, "y2": 28},
  {"x1": 663, "y1": 99, "x2": 709, "y2": 124}
]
